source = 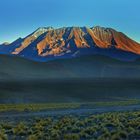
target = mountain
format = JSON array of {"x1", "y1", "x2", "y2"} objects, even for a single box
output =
[
  {"x1": 0, "y1": 26, "x2": 140, "y2": 62},
  {"x1": 0, "y1": 38, "x2": 23, "y2": 54}
]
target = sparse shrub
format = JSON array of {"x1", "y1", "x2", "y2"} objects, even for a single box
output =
[
  {"x1": 111, "y1": 133, "x2": 121, "y2": 140},
  {"x1": 119, "y1": 131, "x2": 128, "y2": 139},
  {"x1": 63, "y1": 133, "x2": 80, "y2": 140},
  {"x1": 27, "y1": 134, "x2": 38, "y2": 140},
  {"x1": 0, "y1": 132, "x2": 8, "y2": 140},
  {"x1": 12, "y1": 122, "x2": 27, "y2": 136}
]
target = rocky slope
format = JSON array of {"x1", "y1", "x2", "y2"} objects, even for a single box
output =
[{"x1": 1, "y1": 26, "x2": 140, "y2": 61}]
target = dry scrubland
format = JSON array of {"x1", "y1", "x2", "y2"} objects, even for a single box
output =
[{"x1": 0, "y1": 100, "x2": 140, "y2": 140}]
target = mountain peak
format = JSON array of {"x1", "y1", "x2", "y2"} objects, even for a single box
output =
[
  {"x1": 1, "y1": 42, "x2": 10, "y2": 46},
  {"x1": 33, "y1": 27, "x2": 54, "y2": 38},
  {"x1": 36, "y1": 26, "x2": 54, "y2": 31}
]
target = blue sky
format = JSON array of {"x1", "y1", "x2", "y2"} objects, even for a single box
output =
[{"x1": 0, "y1": 0, "x2": 140, "y2": 43}]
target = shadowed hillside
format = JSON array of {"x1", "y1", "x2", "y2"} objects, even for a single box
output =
[
  {"x1": 1, "y1": 54, "x2": 140, "y2": 81},
  {"x1": 0, "y1": 55, "x2": 140, "y2": 103}
]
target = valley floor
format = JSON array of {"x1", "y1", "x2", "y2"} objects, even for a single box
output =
[{"x1": 1, "y1": 78, "x2": 140, "y2": 103}]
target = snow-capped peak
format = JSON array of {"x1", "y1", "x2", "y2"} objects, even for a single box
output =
[{"x1": 33, "y1": 27, "x2": 54, "y2": 38}]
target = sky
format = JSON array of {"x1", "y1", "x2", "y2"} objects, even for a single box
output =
[{"x1": 0, "y1": 0, "x2": 140, "y2": 43}]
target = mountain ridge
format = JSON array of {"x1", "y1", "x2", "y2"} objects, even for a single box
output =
[{"x1": 0, "y1": 26, "x2": 140, "y2": 62}]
